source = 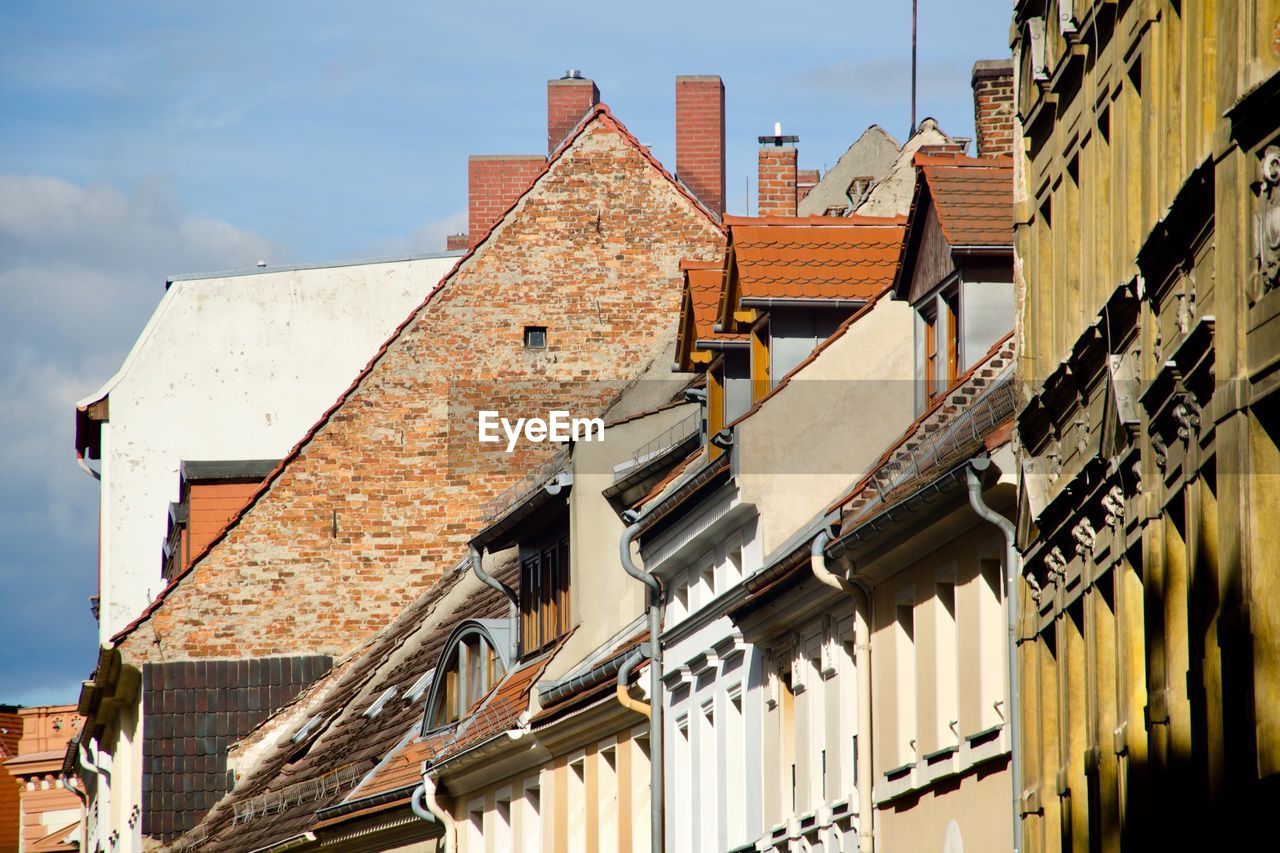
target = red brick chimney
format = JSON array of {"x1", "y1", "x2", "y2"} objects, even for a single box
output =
[
  {"x1": 675, "y1": 75, "x2": 725, "y2": 217},
  {"x1": 547, "y1": 71, "x2": 600, "y2": 154},
  {"x1": 972, "y1": 59, "x2": 1015, "y2": 158},
  {"x1": 468, "y1": 154, "x2": 546, "y2": 246},
  {"x1": 757, "y1": 125, "x2": 798, "y2": 217}
]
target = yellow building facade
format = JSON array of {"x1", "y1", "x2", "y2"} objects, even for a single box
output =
[{"x1": 1013, "y1": 1, "x2": 1280, "y2": 849}]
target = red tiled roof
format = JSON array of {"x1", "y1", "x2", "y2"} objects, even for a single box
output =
[
  {"x1": 686, "y1": 264, "x2": 725, "y2": 341},
  {"x1": 425, "y1": 638, "x2": 564, "y2": 768},
  {"x1": 913, "y1": 153, "x2": 1013, "y2": 248},
  {"x1": 723, "y1": 216, "x2": 905, "y2": 307},
  {"x1": 111, "y1": 102, "x2": 725, "y2": 648}
]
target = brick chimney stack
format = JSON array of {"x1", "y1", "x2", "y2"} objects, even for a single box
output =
[
  {"x1": 972, "y1": 60, "x2": 1015, "y2": 158},
  {"x1": 757, "y1": 125, "x2": 799, "y2": 217},
  {"x1": 675, "y1": 76, "x2": 726, "y2": 217},
  {"x1": 468, "y1": 154, "x2": 546, "y2": 247},
  {"x1": 548, "y1": 71, "x2": 600, "y2": 154}
]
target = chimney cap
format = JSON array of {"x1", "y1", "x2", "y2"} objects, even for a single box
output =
[
  {"x1": 759, "y1": 121, "x2": 798, "y2": 146},
  {"x1": 562, "y1": 69, "x2": 584, "y2": 80}
]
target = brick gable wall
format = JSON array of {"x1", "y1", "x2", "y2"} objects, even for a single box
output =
[{"x1": 119, "y1": 117, "x2": 722, "y2": 667}]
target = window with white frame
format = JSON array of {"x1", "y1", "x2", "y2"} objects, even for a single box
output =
[
  {"x1": 894, "y1": 592, "x2": 918, "y2": 769},
  {"x1": 978, "y1": 557, "x2": 1006, "y2": 732},
  {"x1": 673, "y1": 715, "x2": 691, "y2": 846},
  {"x1": 934, "y1": 574, "x2": 959, "y2": 752},
  {"x1": 836, "y1": 616, "x2": 858, "y2": 794},
  {"x1": 567, "y1": 755, "x2": 586, "y2": 853},
  {"x1": 699, "y1": 700, "x2": 717, "y2": 852},
  {"x1": 598, "y1": 742, "x2": 619, "y2": 850},
  {"x1": 723, "y1": 534, "x2": 744, "y2": 586},
  {"x1": 631, "y1": 729, "x2": 651, "y2": 853},
  {"x1": 522, "y1": 777, "x2": 542, "y2": 853},
  {"x1": 725, "y1": 685, "x2": 745, "y2": 845},
  {"x1": 466, "y1": 800, "x2": 484, "y2": 853},
  {"x1": 493, "y1": 788, "x2": 513, "y2": 853}
]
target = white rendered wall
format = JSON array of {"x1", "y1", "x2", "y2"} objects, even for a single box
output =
[{"x1": 81, "y1": 255, "x2": 459, "y2": 642}]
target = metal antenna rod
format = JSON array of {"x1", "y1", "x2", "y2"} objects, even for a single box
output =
[{"x1": 911, "y1": 0, "x2": 918, "y2": 137}]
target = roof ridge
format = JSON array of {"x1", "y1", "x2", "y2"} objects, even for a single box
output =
[{"x1": 110, "y1": 103, "x2": 723, "y2": 648}]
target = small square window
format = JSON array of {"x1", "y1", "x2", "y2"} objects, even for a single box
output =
[{"x1": 524, "y1": 326, "x2": 547, "y2": 349}]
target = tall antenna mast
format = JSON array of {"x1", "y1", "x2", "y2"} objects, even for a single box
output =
[{"x1": 910, "y1": 0, "x2": 918, "y2": 137}]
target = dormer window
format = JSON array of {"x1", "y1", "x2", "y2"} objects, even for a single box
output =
[
  {"x1": 520, "y1": 532, "x2": 571, "y2": 654},
  {"x1": 923, "y1": 291, "x2": 960, "y2": 404},
  {"x1": 424, "y1": 624, "x2": 509, "y2": 731}
]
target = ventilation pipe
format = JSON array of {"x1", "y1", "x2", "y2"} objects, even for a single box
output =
[
  {"x1": 965, "y1": 457, "x2": 1021, "y2": 853},
  {"x1": 470, "y1": 544, "x2": 516, "y2": 620},
  {"x1": 620, "y1": 512, "x2": 663, "y2": 853},
  {"x1": 810, "y1": 529, "x2": 874, "y2": 853}
]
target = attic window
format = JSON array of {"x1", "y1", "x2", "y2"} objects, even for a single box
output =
[
  {"x1": 426, "y1": 632, "x2": 506, "y2": 731},
  {"x1": 524, "y1": 326, "x2": 548, "y2": 349},
  {"x1": 291, "y1": 714, "x2": 323, "y2": 744},
  {"x1": 364, "y1": 687, "x2": 399, "y2": 719},
  {"x1": 405, "y1": 669, "x2": 435, "y2": 704}
]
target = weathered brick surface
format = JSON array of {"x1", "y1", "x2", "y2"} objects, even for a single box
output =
[
  {"x1": 119, "y1": 112, "x2": 723, "y2": 666},
  {"x1": 972, "y1": 60, "x2": 1014, "y2": 159},
  {"x1": 675, "y1": 75, "x2": 725, "y2": 217},
  {"x1": 758, "y1": 145, "x2": 798, "y2": 216}
]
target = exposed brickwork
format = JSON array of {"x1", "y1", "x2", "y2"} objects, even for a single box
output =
[
  {"x1": 446, "y1": 233, "x2": 468, "y2": 252},
  {"x1": 467, "y1": 155, "x2": 545, "y2": 247},
  {"x1": 675, "y1": 76, "x2": 725, "y2": 217},
  {"x1": 117, "y1": 112, "x2": 723, "y2": 668},
  {"x1": 796, "y1": 168, "x2": 820, "y2": 205},
  {"x1": 972, "y1": 59, "x2": 1015, "y2": 158},
  {"x1": 758, "y1": 144, "x2": 798, "y2": 217},
  {"x1": 547, "y1": 77, "x2": 599, "y2": 153}
]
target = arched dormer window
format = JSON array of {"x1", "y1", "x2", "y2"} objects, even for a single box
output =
[{"x1": 422, "y1": 620, "x2": 513, "y2": 732}]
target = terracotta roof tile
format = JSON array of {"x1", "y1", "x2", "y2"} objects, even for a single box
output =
[
  {"x1": 727, "y1": 217, "x2": 905, "y2": 304},
  {"x1": 913, "y1": 153, "x2": 1013, "y2": 248},
  {"x1": 426, "y1": 637, "x2": 565, "y2": 768}
]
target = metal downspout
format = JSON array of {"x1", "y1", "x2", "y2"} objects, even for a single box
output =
[
  {"x1": 410, "y1": 783, "x2": 438, "y2": 824},
  {"x1": 620, "y1": 514, "x2": 663, "y2": 853},
  {"x1": 965, "y1": 458, "x2": 1021, "y2": 853},
  {"x1": 616, "y1": 646, "x2": 652, "y2": 717},
  {"x1": 415, "y1": 774, "x2": 455, "y2": 850},
  {"x1": 470, "y1": 544, "x2": 516, "y2": 620},
  {"x1": 810, "y1": 530, "x2": 874, "y2": 853}
]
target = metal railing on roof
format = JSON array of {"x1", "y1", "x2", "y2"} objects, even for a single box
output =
[
  {"x1": 613, "y1": 411, "x2": 700, "y2": 482},
  {"x1": 230, "y1": 762, "x2": 366, "y2": 825},
  {"x1": 480, "y1": 447, "x2": 571, "y2": 522},
  {"x1": 847, "y1": 358, "x2": 1016, "y2": 523}
]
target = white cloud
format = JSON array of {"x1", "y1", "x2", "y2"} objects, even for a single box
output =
[
  {"x1": 359, "y1": 209, "x2": 467, "y2": 257},
  {"x1": 0, "y1": 173, "x2": 288, "y2": 703}
]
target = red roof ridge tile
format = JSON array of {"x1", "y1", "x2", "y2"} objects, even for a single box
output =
[{"x1": 110, "y1": 102, "x2": 724, "y2": 648}]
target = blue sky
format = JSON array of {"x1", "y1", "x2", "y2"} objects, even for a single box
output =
[{"x1": 0, "y1": 1, "x2": 1012, "y2": 705}]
